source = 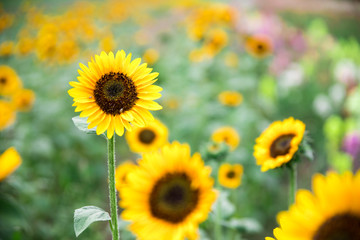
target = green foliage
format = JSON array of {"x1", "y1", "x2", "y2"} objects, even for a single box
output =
[{"x1": 74, "y1": 206, "x2": 111, "y2": 237}]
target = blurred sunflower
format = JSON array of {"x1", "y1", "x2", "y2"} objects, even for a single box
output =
[
  {"x1": 11, "y1": 89, "x2": 35, "y2": 112},
  {"x1": 0, "y1": 65, "x2": 22, "y2": 96},
  {"x1": 0, "y1": 147, "x2": 22, "y2": 181},
  {"x1": 218, "y1": 163, "x2": 243, "y2": 189},
  {"x1": 125, "y1": 119, "x2": 168, "y2": 153},
  {"x1": 254, "y1": 117, "x2": 305, "y2": 172},
  {"x1": 218, "y1": 91, "x2": 243, "y2": 106},
  {"x1": 143, "y1": 48, "x2": 159, "y2": 65},
  {"x1": 16, "y1": 37, "x2": 34, "y2": 56},
  {"x1": 68, "y1": 50, "x2": 162, "y2": 139},
  {"x1": 266, "y1": 171, "x2": 360, "y2": 240},
  {"x1": 245, "y1": 34, "x2": 273, "y2": 58},
  {"x1": 0, "y1": 100, "x2": 16, "y2": 131},
  {"x1": 120, "y1": 142, "x2": 217, "y2": 240},
  {"x1": 224, "y1": 52, "x2": 239, "y2": 68},
  {"x1": 115, "y1": 161, "x2": 136, "y2": 191},
  {"x1": 211, "y1": 126, "x2": 240, "y2": 151},
  {"x1": 0, "y1": 41, "x2": 14, "y2": 57},
  {"x1": 203, "y1": 28, "x2": 228, "y2": 56}
]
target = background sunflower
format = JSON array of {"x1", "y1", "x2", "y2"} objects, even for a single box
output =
[{"x1": 125, "y1": 118, "x2": 168, "y2": 153}]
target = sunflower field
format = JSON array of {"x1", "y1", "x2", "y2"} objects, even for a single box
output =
[{"x1": 1, "y1": 0, "x2": 360, "y2": 239}]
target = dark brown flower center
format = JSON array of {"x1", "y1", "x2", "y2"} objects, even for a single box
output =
[
  {"x1": 226, "y1": 170, "x2": 236, "y2": 179},
  {"x1": 93, "y1": 72, "x2": 137, "y2": 115},
  {"x1": 270, "y1": 134, "x2": 295, "y2": 158},
  {"x1": 0, "y1": 77, "x2": 6, "y2": 84},
  {"x1": 138, "y1": 129, "x2": 156, "y2": 144},
  {"x1": 313, "y1": 213, "x2": 360, "y2": 240},
  {"x1": 149, "y1": 173, "x2": 199, "y2": 223}
]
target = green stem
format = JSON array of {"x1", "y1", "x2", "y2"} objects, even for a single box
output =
[
  {"x1": 288, "y1": 163, "x2": 297, "y2": 207},
  {"x1": 214, "y1": 185, "x2": 222, "y2": 240},
  {"x1": 108, "y1": 136, "x2": 119, "y2": 240}
]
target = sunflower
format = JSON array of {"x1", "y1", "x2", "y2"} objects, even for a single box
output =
[
  {"x1": 142, "y1": 48, "x2": 159, "y2": 65},
  {"x1": 120, "y1": 142, "x2": 217, "y2": 240},
  {"x1": 218, "y1": 91, "x2": 243, "y2": 107},
  {"x1": 211, "y1": 126, "x2": 240, "y2": 151},
  {"x1": 253, "y1": 117, "x2": 305, "y2": 172},
  {"x1": 0, "y1": 100, "x2": 16, "y2": 131},
  {"x1": 0, "y1": 65, "x2": 22, "y2": 96},
  {"x1": 115, "y1": 161, "x2": 136, "y2": 191},
  {"x1": 68, "y1": 50, "x2": 162, "y2": 139},
  {"x1": 11, "y1": 89, "x2": 35, "y2": 112},
  {"x1": 125, "y1": 119, "x2": 168, "y2": 153},
  {"x1": 266, "y1": 170, "x2": 360, "y2": 240},
  {"x1": 245, "y1": 34, "x2": 273, "y2": 58},
  {"x1": 218, "y1": 163, "x2": 243, "y2": 189},
  {"x1": 0, "y1": 147, "x2": 22, "y2": 181}
]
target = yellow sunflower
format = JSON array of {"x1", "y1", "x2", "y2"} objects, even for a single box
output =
[
  {"x1": 68, "y1": 50, "x2": 163, "y2": 139},
  {"x1": 120, "y1": 142, "x2": 217, "y2": 240},
  {"x1": 211, "y1": 126, "x2": 240, "y2": 151},
  {"x1": 0, "y1": 65, "x2": 22, "y2": 96},
  {"x1": 254, "y1": 117, "x2": 305, "y2": 172},
  {"x1": 142, "y1": 48, "x2": 159, "y2": 66},
  {"x1": 218, "y1": 163, "x2": 243, "y2": 189},
  {"x1": 125, "y1": 119, "x2": 168, "y2": 153},
  {"x1": 266, "y1": 170, "x2": 360, "y2": 240},
  {"x1": 0, "y1": 100, "x2": 16, "y2": 131},
  {"x1": 245, "y1": 34, "x2": 273, "y2": 58},
  {"x1": 115, "y1": 161, "x2": 136, "y2": 191},
  {"x1": 218, "y1": 91, "x2": 243, "y2": 107},
  {"x1": 11, "y1": 89, "x2": 35, "y2": 112},
  {"x1": 0, "y1": 147, "x2": 22, "y2": 181}
]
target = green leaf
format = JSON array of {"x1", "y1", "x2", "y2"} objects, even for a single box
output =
[
  {"x1": 74, "y1": 206, "x2": 111, "y2": 237},
  {"x1": 72, "y1": 116, "x2": 96, "y2": 134}
]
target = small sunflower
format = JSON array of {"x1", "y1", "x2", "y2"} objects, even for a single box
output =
[
  {"x1": 245, "y1": 34, "x2": 273, "y2": 58},
  {"x1": 0, "y1": 65, "x2": 22, "y2": 96},
  {"x1": 254, "y1": 117, "x2": 305, "y2": 172},
  {"x1": 211, "y1": 126, "x2": 240, "y2": 151},
  {"x1": 125, "y1": 119, "x2": 168, "y2": 153},
  {"x1": 0, "y1": 147, "x2": 22, "y2": 181},
  {"x1": 11, "y1": 89, "x2": 35, "y2": 112},
  {"x1": 115, "y1": 161, "x2": 136, "y2": 191},
  {"x1": 266, "y1": 170, "x2": 360, "y2": 240},
  {"x1": 142, "y1": 48, "x2": 159, "y2": 65},
  {"x1": 0, "y1": 100, "x2": 16, "y2": 131},
  {"x1": 120, "y1": 142, "x2": 217, "y2": 240},
  {"x1": 218, "y1": 91, "x2": 243, "y2": 107},
  {"x1": 218, "y1": 163, "x2": 243, "y2": 189},
  {"x1": 68, "y1": 50, "x2": 162, "y2": 139}
]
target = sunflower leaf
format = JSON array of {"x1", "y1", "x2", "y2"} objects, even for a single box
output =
[
  {"x1": 74, "y1": 206, "x2": 111, "y2": 237},
  {"x1": 72, "y1": 116, "x2": 96, "y2": 134}
]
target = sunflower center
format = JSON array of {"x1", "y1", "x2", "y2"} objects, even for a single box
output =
[
  {"x1": 270, "y1": 134, "x2": 295, "y2": 158},
  {"x1": 0, "y1": 77, "x2": 6, "y2": 84},
  {"x1": 313, "y1": 213, "x2": 360, "y2": 240},
  {"x1": 138, "y1": 129, "x2": 156, "y2": 144},
  {"x1": 149, "y1": 173, "x2": 199, "y2": 223},
  {"x1": 257, "y1": 43, "x2": 264, "y2": 52},
  {"x1": 226, "y1": 170, "x2": 236, "y2": 179},
  {"x1": 93, "y1": 72, "x2": 138, "y2": 115}
]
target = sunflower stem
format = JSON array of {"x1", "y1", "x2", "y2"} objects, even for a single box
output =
[
  {"x1": 214, "y1": 186, "x2": 222, "y2": 240},
  {"x1": 288, "y1": 163, "x2": 297, "y2": 207},
  {"x1": 107, "y1": 136, "x2": 119, "y2": 240}
]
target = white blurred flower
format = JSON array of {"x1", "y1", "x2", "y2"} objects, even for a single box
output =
[
  {"x1": 329, "y1": 83, "x2": 346, "y2": 106},
  {"x1": 313, "y1": 94, "x2": 332, "y2": 117},
  {"x1": 279, "y1": 63, "x2": 304, "y2": 89},
  {"x1": 334, "y1": 59, "x2": 359, "y2": 86}
]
